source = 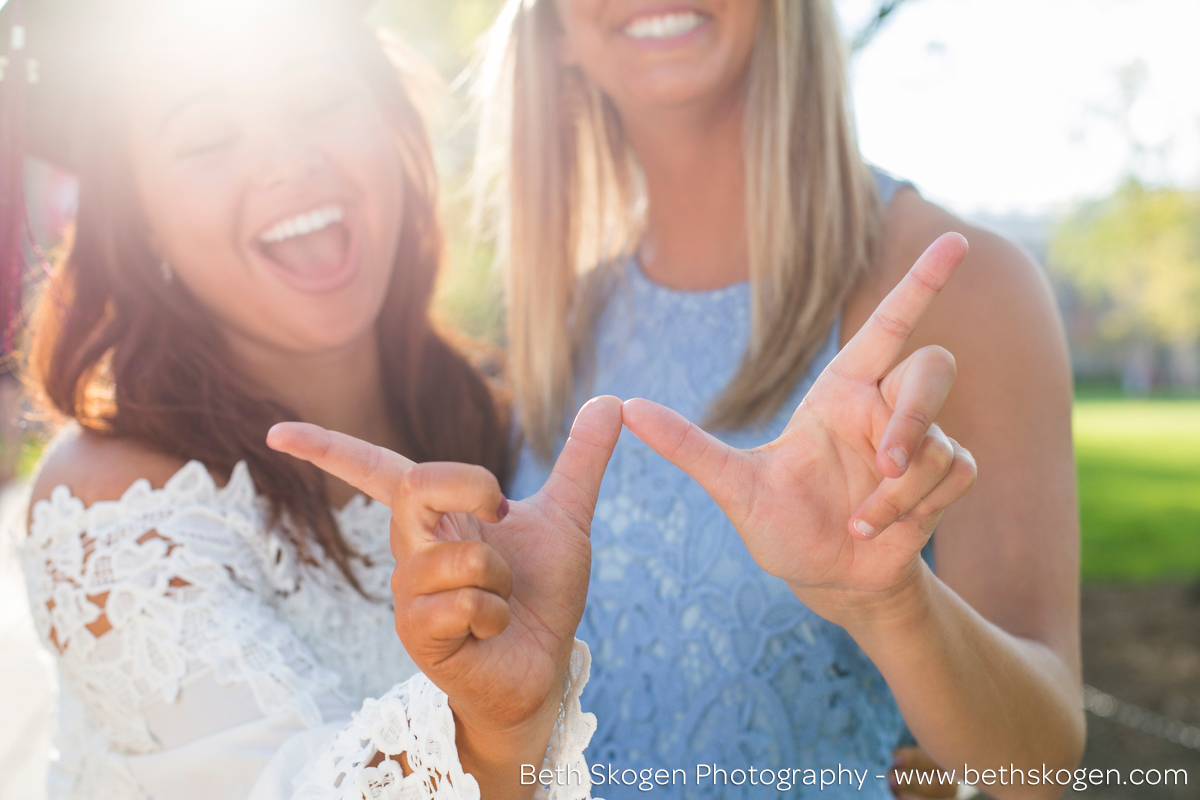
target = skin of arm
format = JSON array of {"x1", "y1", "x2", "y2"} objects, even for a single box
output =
[
  {"x1": 453, "y1": 690, "x2": 568, "y2": 798},
  {"x1": 840, "y1": 189, "x2": 1084, "y2": 797}
]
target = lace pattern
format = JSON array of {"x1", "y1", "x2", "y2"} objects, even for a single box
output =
[
  {"x1": 294, "y1": 671, "x2": 479, "y2": 800},
  {"x1": 507, "y1": 171, "x2": 911, "y2": 800},
  {"x1": 294, "y1": 640, "x2": 597, "y2": 800},
  {"x1": 23, "y1": 462, "x2": 342, "y2": 754},
  {"x1": 22, "y1": 461, "x2": 599, "y2": 799},
  {"x1": 536, "y1": 639, "x2": 597, "y2": 800}
]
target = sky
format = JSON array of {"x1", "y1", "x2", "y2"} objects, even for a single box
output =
[{"x1": 840, "y1": 0, "x2": 1200, "y2": 216}]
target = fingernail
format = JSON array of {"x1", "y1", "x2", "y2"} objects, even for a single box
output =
[
  {"x1": 853, "y1": 519, "x2": 876, "y2": 538},
  {"x1": 496, "y1": 497, "x2": 510, "y2": 521},
  {"x1": 888, "y1": 446, "x2": 908, "y2": 470}
]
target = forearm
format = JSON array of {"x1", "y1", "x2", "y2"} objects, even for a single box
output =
[
  {"x1": 802, "y1": 561, "x2": 1084, "y2": 799},
  {"x1": 453, "y1": 688, "x2": 560, "y2": 800}
]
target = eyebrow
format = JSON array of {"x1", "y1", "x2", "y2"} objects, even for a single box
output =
[
  {"x1": 153, "y1": 54, "x2": 345, "y2": 135},
  {"x1": 157, "y1": 91, "x2": 224, "y2": 136}
]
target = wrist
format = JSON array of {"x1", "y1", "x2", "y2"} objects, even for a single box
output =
[
  {"x1": 789, "y1": 559, "x2": 937, "y2": 640},
  {"x1": 452, "y1": 682, "x2": 562, "y2": 799}
]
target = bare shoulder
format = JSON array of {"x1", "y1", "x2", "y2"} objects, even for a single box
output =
[
  {"x1": 844, "y1": 188, "x2": 1058, "y2": 341},
  {"x1": 30, "y1": 425, "x2": 189, "y2": 510},
  {"x1": 844, "y1": 189, "x2": 1068, "y2": 383}
]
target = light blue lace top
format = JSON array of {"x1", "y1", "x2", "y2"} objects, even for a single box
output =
[{"x1": 510, "y1": 171, "x2": 911, "y2": 799}]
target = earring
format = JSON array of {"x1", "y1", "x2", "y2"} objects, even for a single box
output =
[{"x1": 159, "y1": 261, "x2": 174, "y2": 284}]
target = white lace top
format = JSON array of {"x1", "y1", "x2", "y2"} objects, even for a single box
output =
[{"x1": 20, "y1": 460, "x2": 597, "y2": 800}]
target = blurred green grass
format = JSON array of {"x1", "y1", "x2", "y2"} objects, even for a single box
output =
[{"x1": 1075, "y1": 397, "x2": 1200, "y2": 582}]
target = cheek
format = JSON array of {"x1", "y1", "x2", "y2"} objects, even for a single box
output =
[
  {"x1": 555, "y1": 0, "x2": 605, "y2": 42},
  {"x1": 352, "y1": 126, "x2": 405, "y2": 274},
  {"x1": 554, "y1": 1, "x2": 616, "y2": 84},
  {"x1": 138, "y1": 163, "x2": 300, "y2": 346},
  {"x1": 724, "y1": 2, "x2": 760, "y2": 72},
  {"x1": 143, "y1": 165, "x2": 247, "y2": 297}
]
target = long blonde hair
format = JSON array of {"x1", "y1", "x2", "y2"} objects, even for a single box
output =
[{"x1": 475, "y1": 0, "x2": 881, "y2": 459}]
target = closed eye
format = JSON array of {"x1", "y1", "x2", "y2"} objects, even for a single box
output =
[{"x1": 178, "y1": 135, "x2": 240, "y2": 159}]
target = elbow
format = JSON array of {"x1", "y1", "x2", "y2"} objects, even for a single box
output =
[
  {"x1": 1064, "y1": 703, "x2": 1088, "y2": 768},
  {"x1": 1045, "y1": 685, "x2": 1089, "y2": 795},
  {"x1": 993, "y1": 704, "x2": 1087, "y2": 800}
]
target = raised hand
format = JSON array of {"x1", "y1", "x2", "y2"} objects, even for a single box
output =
[
  {"x1": 266, "y1": 396, "x2": 622, "y2": 792},
  {"x1": 621, "y1": 234, "x2": 976, "y2": 625}
]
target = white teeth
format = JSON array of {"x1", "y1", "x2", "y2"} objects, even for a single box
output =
[
  {"x1": 259, "y1": 204, "x2": 345, "y2": 245},
  {"x1": 623, "y1": 10, "x2": 705, "y2": 40}
]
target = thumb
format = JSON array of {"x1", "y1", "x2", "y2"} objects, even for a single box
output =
[
  {"x1": 621, "y1": 398, "x2": 745, "y2": 515},
  {"x1": 539, "y1": 395, "x2": 623, "y2": 529}
]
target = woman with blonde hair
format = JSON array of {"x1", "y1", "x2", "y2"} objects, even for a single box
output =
[{"x1": 478, "y1": 1, "x2": 1083, "y2": 796}]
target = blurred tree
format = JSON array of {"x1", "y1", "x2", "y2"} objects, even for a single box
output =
[{"x1": 1050, "y1": 180, "x2": 1200, "y2": 391}]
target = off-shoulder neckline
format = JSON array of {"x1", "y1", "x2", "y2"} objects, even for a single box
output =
[{"x1": 29, "y1": 459, "x2": 375, "y2": 536}]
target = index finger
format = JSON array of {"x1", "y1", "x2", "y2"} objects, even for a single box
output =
[
  {"x1": 831, "y1": 232, "x2": 968, "y2": 383},
  {"x1": 267, "y1": 421, "x2": 413, "y2": 505}
]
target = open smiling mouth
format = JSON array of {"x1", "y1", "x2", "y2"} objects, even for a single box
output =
[
  {"x1": 256, "y1": 204, "x2": 355, "y2": 291},
  {"x1": 622, "y1": 9, "x2": 710, "y2": 40}
]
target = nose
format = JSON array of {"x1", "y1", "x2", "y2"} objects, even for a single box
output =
[{"x1": 249, "y1": 129, "x2": 324, "y2": 190}]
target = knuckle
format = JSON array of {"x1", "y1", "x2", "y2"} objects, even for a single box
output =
[
  {"x1": 455, "y1": 588, "x2": 481, "y2": 619},
  {"x1": 930, "y1": 438, "x2": 955, "y2": 472},
  {"x1": 872, "y1": 308, "x2": 915, "y2": 340},
  {"x1": 875, "y1": 492, "x2": 906, "y2": 520},
  {"x1": 953, "y1": 449, "x2": 979, "y2": 487},
  {"x1": 394, "y1": 467, "x2": 425, "y2": 507},
  {"x1": 899, "y1": 408, "x2": 934, "y2": 433},
  {"x1": 474, "y1": 466, "x2": 502, "y2": 496},
  {"x1": 454, "y1": 542, "x2": 491, "y2": 582},
  {"x1": 922, "y1": 345, "x2": 957, "y2": 379},
  {"x1": 364, "y1": 442, "x2": 383, "y2": 477},
  {"x1": 668, "y1": 420, "x2": 696, "y2": 460},
  {"x1": 909, "y1": 262, "x2": 943, "y2": 293}
]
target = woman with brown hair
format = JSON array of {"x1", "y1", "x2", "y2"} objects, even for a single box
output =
[
  {"x1": 479, "y1": 1, "x2": 1083, "y2": 797},
  {"x1": 7, "y1": 0, "x2": 621, "y2": 796}
]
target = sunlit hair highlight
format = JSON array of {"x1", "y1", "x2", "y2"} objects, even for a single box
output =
[
  {"x1": 28, "y1": 14, "x2": 509, "y2": 592},
  {"x1": 474, "y1": 0, "x2": 881, "y2": 459}
]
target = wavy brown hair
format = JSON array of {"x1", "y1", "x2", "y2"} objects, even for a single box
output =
[{"x1": 27, "y1": 12, "x2": 509, "y2": 591}]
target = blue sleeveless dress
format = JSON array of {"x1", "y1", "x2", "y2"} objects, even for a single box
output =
[{"x1": 510, "y1": 172, "x2": 911, "y2": 799}]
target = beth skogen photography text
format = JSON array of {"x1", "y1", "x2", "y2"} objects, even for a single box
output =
[
  {"x1": 534, "y1": 762, "x2": 1191, "y2": 794},
  {"x1": 1, "y1": 1, "x2": 1198, "y2": 800}
]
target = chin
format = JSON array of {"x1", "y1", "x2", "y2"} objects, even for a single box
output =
[
  {"x1": 277, "y1": 300, "x2": 383, "y2": 354},
  {"x1": 619, "y1": 64, "x2": 731, "y2": 108}
]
